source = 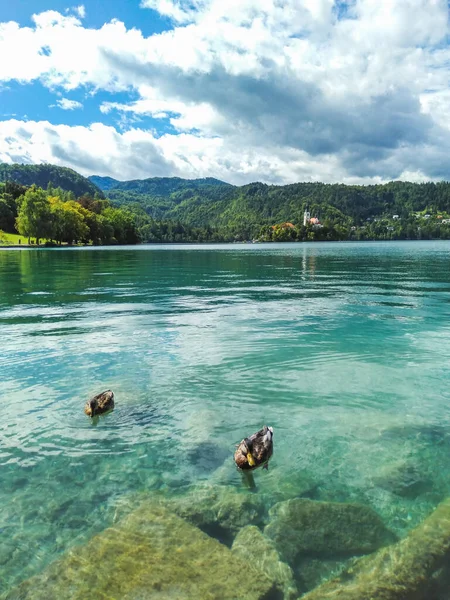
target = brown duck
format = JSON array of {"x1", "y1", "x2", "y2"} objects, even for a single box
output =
[
  {"x1": 84, "y1": 390, "x2": 115, "y2": 417},
  {"x1": 234, "y1": 426, "x2": 273, "y2": 471}
]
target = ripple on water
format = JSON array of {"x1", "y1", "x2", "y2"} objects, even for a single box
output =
[{"x1": 2, "y1": 242, "x2": 450, "y2": 593}]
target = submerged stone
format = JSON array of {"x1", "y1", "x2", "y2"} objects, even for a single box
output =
[
  {"x1": 166, "y1": 484, "x2": 266, "y2": 542},
  {"x1": 186, "y1": 441, "x2": 230, "y2": 474},
  {"x1": 232, "y1": 525, "x2": 298, "y2": 600},
  {"x1": 295, "y1": 557, "x2": 355, "y2": 594},
  {"x1": 264, "y1": 498, "x2": 396, "y2": 562},
  {"x1": 372, "y1": 459, "x2": 432, "y2": 498},
  {"x1": 301, "y1": 497, "x2": 450, "y2": 600},
  {"x1": 258, "y1": 469, "x2": 319, "y2": 503},
  {"x1": 3, "y1": 502, "x2": 276, "y2": 600}
]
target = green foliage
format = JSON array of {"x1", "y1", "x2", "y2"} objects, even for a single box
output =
[
  {"x1": 7, "y1": 164, "x2": 450, "y2": 244},
  {"x1": 16, "y1": 186, "x2": 54, "y2": 244},
  {"x1": 101, "y1": 177, "x2": 450, "y2": 243},
  {"x1": 102, "y1": 207, "x2": 139, "y2": 244},
  {"x1": 0, "y1": 163, "x2": 104, "y2": 199},
  {"x1": 7, "y1": 183, "x2": 139, "y2": 246},
  {"x1": 90, "y1": 175, "x2": 231, "y2": 196},
  {"x1": 0, "y1": 198, "x2": 15, "y2": 232},
  {"x1": 49, "y1": 198, "x2": 89, "y2": 244}
]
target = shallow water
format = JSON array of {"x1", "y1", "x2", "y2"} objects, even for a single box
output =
[{"x1": 1, "y1": 241, "x2": 450, "y2": 594}]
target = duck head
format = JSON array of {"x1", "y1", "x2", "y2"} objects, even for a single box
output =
[
  {"x1": 263, "y1": 425, "x2": 273, "y2": 445},
  {"x1": 88, "y1": 398, "x2": 97, "y2": 417}
]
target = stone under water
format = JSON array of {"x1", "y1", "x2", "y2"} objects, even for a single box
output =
[
  {"x1": 264, "y1": 498, "x2": 397, "y2": 563},
  {"x1": 165, "y1": 483, "x2": 266, "y2": 541},
  {"x1": 300, "y1": 497, "x2": 450, "y2": 600},
  {"x1": 232, "y1": 525, "x2": 298, "y2": 600},
  {"x1": 3, "y1": 502, "x2": 276, "y2": 600}
]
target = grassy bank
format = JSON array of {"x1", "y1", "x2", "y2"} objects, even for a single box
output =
[{"x1": 0, "y1": 232, "x2": 42, "y2": 246}]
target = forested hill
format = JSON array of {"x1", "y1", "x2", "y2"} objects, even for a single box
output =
[
  {"x1": 89, "y1": 175, "x2": 234, "y2": 220},
  {"x1": 0, "y1": 163, "x2": 104, "y2": 199},
  {"x1": 90, "y1": 175, "x2": 450, "y2": 228},
  {"x1": 89, "y1": 175, "x2": 232, "y2": 196},
  {"x1": 4, "y1": 162, "x2": 450, "y2": 243}
]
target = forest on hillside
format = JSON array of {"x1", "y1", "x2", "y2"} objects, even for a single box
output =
[
  {"x1": 0, "y1": 163, "x2": 104, "y2": 199},
  {"x1": 2, "y1": 162, "x2": 450, "y2": 244},
  {"x1": 95, "y1": 176, "x2": 450, "y2": 242}
]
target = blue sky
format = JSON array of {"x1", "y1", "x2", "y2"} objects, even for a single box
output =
[
  {"x1": 0, "y1": 1, "x2": 450, "y2": 185},
  {"x1": 0, "y1": 1, "x2": 170, "y2": 36},
  {"x1": 0, "y1": 1, "x2": 171, "y2": 131}
]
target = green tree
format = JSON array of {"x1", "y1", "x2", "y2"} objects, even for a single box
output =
[
  {"x1": 102, "y1": 207, "x2": 139, "y2": 244},
  {"x1": 0, "y1": 198, "x2": 15, "y2": 232},
  {"x1": 16, "y1": 186, "x2": 54, "y2": 245},
  {"x1": 49, "y1": 197, "x2": 89, "y2": 245}
]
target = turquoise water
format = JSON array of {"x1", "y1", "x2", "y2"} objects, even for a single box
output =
[{"x1": 1, "y1": 241, "x2": 450, "y2": 593}]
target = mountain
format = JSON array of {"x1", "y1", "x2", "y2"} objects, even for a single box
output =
[
  {"x1": 5, "y1": 163, "x2": 450, "y2": 242},
  {"x1": 89, "y1": 175, "x2": 235, "y2": 220},
  {"x1": 0, "y1": 163, "x2": 104, "y2": 198},
  {"x1": 88, "y1": 176, "x2": 120, "y2": 191},
  {"x1": 91, "y1": 175, "x2": 450, "y2": 230},
  {"x1": 89, "y1": 175, "x2": 232, "y2": 195}
]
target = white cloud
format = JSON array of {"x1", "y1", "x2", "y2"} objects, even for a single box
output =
[
  {"x1": 75, "y1": 5, "x2": 86, "y2": 19},
  {"x1": 55, "y1": 98, "x2": 83, "y2": 110},
  {"x1": 0, "y1": 1, "x2": 450, "y2": 183},
  {"x1": 0, "y1": 119, "x2": 355, "y2": 184}
]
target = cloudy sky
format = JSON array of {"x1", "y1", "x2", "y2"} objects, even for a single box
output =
[{"x1": 0, "y1": 0, "x2": 449, "y2": 185}]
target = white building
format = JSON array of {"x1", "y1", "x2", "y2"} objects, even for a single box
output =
[{"x1": 303, "y1": 209, "x2": 311, "y2": 227}]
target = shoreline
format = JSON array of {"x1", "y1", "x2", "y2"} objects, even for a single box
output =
[{"x1": 1, "y1": 238, "x2": 449, "y2": 250}]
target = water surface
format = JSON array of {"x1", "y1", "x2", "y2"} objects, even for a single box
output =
[{"x1": 1, "y1": 241, "x2": 450, "y2": 593}]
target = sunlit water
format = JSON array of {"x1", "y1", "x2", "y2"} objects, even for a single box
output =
[{"x1": 1, "y1": 241, "x2": 450, "y2": 593}]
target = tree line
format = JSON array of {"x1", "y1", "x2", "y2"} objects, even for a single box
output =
[
  {"x1": 0, "y1": 181, "x2": 233, "y2": 245},
  {"x1": 0, "y1": 182, "x2": 138, "y2": 245},
  {"x1": 4, "y1": 163, "x2": 450, "y2": 245}
]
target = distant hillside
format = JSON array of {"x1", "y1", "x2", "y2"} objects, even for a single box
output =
[
  {"x1": 89, "y1": 175, "x2": 232, "y2": 195},
  {"x1": 0, "y1": 163, "x2": 104, "y2": 198},
  {"x1": 88, "y1": 176, "x2": 120, "y2": 191},
  {"x1": 90, "y1": 174, "x2": 450, "y2": 230},
  {"x1": 89, "y1": 175, "x2": 235, "y2": 220},
  {"x1": 3, "y1": 164, "x2": 450, "y2": 243}
]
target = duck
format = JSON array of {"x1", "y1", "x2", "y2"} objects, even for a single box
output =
[
  {"x1": 84, "y1": 390, "x2": 115, "y2": 417},
  {"x1": 234, "y1": 425, "x2": 273, "y2": 471}
]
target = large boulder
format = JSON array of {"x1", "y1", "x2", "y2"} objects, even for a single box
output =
[
  {"x1": 295, "y1": 557, "x2": 355, "y2": 594},
  {"x1": 3, "y1": 502, "x2": 276, "y2": 600},
  {"x1": 264, "y1": 498, "x2": 396, "y2": 562},
  {"x1": 372, "y1": 460, "x2": 432, "y2": 498},
  {"x1": 232, "y1": 526, "x2": 298, "y2": 600},
  {"x1": 301, "y1": 497, "x2": 450, "y2": 600},
  {"x1": 165, "y1": 484, "x2": 266, "y2": 542}
]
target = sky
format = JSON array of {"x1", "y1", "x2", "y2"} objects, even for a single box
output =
[{"x1": 0, "y1": 0, "x2": 449, "y2": 185}]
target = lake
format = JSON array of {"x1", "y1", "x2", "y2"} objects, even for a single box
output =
[{"x1": 1, "y1": 241, "x2": 450, "y2": 597}]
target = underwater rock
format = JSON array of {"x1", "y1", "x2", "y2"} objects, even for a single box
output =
[
  {"x1": 295, "y1": 557, "x2": 355, "y2": 594},
  {"x1": 372, "y1": 460, "x2": 432, "y2": 499},
  {"x1": 186, "y1": 442, "x2": 230, "y2": 474},
  {"x1": 165, "y1": 484, "x2": 266, "y2": 542},
  {"x1": 232, "y1": 525, "x2": 297, "y2": 600},
  {"x1": 259, "y1": 469, "x2": 319, "y2": 504},
  {"x1": 264, "y1": 498, "x2": 396, "y2": 563},
  {"x1": 3, "y1": 502, "x2": 276, "y2": 600},
  {"x1": 300, "y1": 497, "x2": 450, "y2": 600}
]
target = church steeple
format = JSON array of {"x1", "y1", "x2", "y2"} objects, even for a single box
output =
[{"x1": 303, "y1": 207, "x2": 311, "y2": 226}]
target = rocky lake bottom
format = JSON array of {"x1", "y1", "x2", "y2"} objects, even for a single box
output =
[{"x1": 2, "y1": 241, "x2": 450, "y2": 598}]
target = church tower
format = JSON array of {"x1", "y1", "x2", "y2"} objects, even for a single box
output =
[{"x1": 303, "y1": 209, "x2": 311, "y2": 226}]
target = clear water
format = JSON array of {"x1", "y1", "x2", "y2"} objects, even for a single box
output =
[{"x1": 1, "y1": 241, "x2": 450, "y2": 593}]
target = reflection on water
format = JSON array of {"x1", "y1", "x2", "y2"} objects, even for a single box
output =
[{"x1": 1, "y1": 241, "x2": 450, "y2": 595}]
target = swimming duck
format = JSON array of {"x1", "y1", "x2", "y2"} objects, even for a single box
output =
[
  {"x1": 234, "y1": 426, "x2": 273, "y2": 471},
  {"x1": 84, "y1": 390, "x2": 115, "y2": 417}
]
